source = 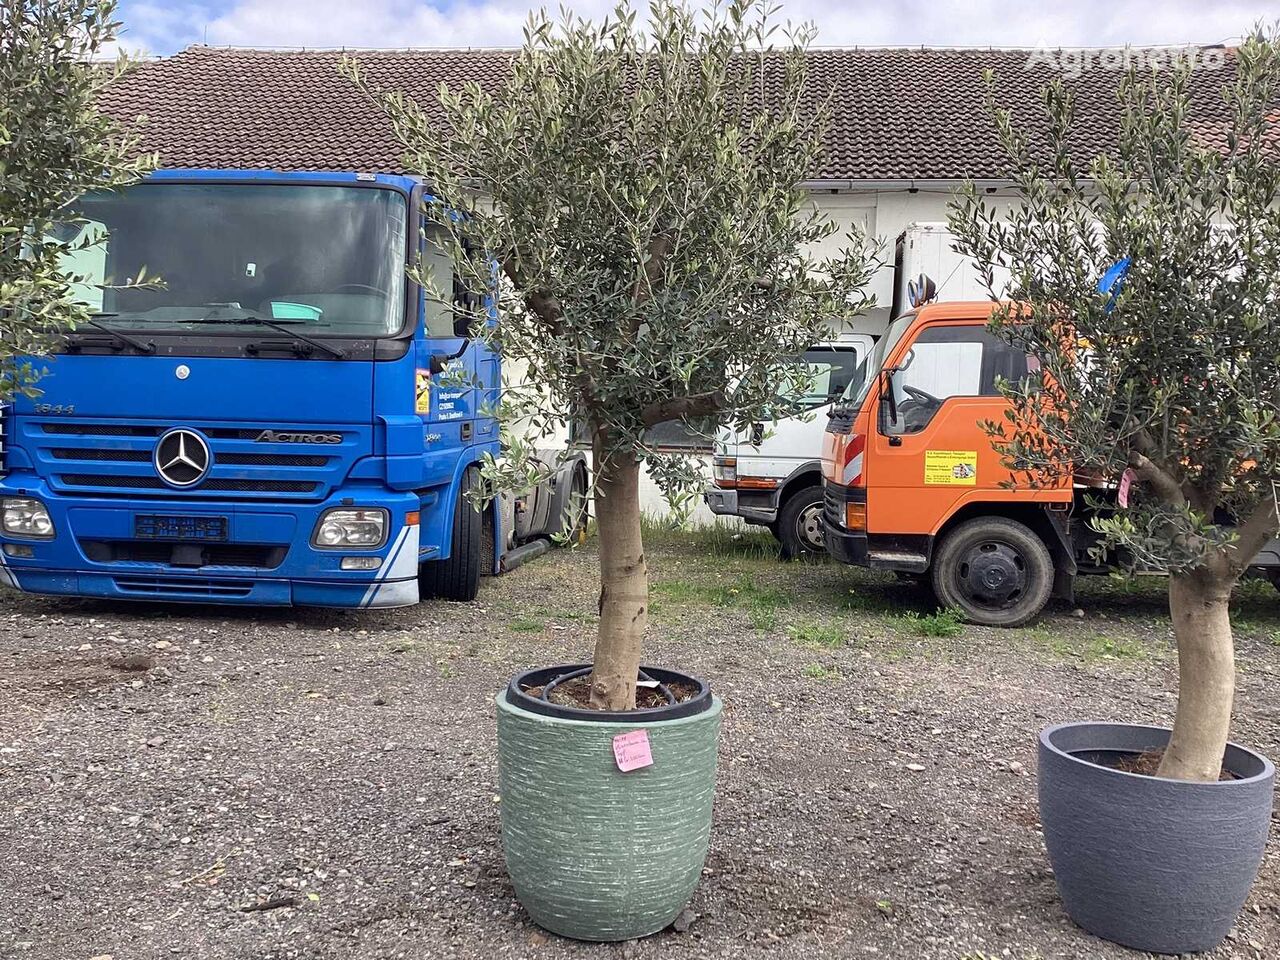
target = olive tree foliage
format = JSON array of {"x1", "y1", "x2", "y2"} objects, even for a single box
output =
[
  {"x1": 948, "y1": 30, "x2": 1280, "y2": 780},
  {"x1": 347, "y1": 0, "x2": 875, "y2": 709},
  {"x1": 0, "y1": 0, "x2": 153, "y2": 402}
]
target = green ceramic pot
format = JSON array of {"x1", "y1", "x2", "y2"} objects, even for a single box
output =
[{"x1": 495, "y1": 666, "x2": 722, "y2": 941}]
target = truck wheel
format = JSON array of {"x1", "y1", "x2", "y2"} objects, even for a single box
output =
[
  {"x1": 931, "y1": 517, "x2": 1053, "y2": 627},
  {"x1": 778, "y1": 485, "x2": 825, "y2": 560},
  {"x1": 567, "y1": 465, "x2": 589, "y2": 541},
  {"x1": 420, "y1": 467, "x2": 482, "y2": 602}
]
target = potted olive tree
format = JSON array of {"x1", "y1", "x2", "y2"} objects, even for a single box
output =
[
  {"x1": 948, "y1": 32, "x2": 1280, "y2": 955},
  {"x1": 347, "y1": 0, "x2": 874, "y2": 941}
]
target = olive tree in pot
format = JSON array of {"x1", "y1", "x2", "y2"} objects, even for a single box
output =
[
  {"x1": 348, "y1": 0, "x2": 874, "y2": 941},
  {"x1": 948, "y1": 32, "x2": 1280, "y2": 955}
]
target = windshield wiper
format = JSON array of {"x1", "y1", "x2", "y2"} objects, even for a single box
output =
[
  {"x1": 64, "y1": 314, "x2": 157, "y2": 355},
  {"x1": 186, "y1": 315, "x2": 346, "y2": 360}
]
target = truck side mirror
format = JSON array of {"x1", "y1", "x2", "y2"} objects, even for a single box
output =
[{"x1": 879, "y1": 368, "x2": 898, "y2": 430}]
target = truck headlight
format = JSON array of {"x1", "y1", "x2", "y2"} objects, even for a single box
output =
[
  {"x1": 2, "y1": 498, "x2": 55, "y2": 540},
  {"x1": 312, "y1": 508, "x2": 388, "y2": 549}
]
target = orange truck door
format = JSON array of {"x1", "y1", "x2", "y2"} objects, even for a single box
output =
[{"x1": 866, "y1": 322, "x2": 1030, "y2": 541}]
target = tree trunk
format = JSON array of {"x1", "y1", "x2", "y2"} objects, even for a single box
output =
[
  {"x1": 1157, "y1": 569, "x2": 1237, "y2": 781},
  {"x1": 588, "y1": 441, "x2": 647, "y2": 711}
]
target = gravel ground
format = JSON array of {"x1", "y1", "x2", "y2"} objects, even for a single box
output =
[{"x1": 2, "y1": 525, "x2": 1279, "y2": 960}]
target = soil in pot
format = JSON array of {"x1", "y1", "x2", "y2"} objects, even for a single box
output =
[{"x1": 1078, "y1": 747, "x2": 1239, "y2": 781}]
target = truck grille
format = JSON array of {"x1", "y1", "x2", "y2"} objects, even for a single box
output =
[
  {"x1": 82, "y1": 539, "x2": 286, "y2": 569},
  {"x1": 111, "y1": 575, "x2": 255, "y2": 598},
  {"x1": 59, "y1": 474, "x2": 317, "y2": 494},
  {"x1": 823, "y1": 485, "x2": 844, "y2": 527},
  {"x1": 51, "y1": 448, "x2": 329, "y2": 467},
  {"x1": 22, "y1": 418, "x2": 363, "y2": 501}
]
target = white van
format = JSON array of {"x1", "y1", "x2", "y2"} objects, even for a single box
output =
[
  {"x1": 704, "y1": 222, "x2": 995, "y2": 556},
  {"x1": 704, "y1": 332, "x2": 876, "y2": 557}
]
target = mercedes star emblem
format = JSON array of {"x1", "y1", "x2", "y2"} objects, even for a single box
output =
[{"x1": 154, "y1": 428, "x2": 212, "y2": 487}]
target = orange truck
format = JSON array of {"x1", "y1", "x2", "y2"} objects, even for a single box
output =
[{"x1": 820, "y1": 300, "x2": 1280, "y2": 625}]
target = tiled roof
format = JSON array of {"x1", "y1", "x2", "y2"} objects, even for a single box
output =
[{"x1": 98, "y1": 45, "x2": 1236, "y2": 182}]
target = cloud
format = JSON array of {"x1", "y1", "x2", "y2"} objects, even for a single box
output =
[{"x1": 119, "y1": 0, "x2": 1271, "y2": 54}]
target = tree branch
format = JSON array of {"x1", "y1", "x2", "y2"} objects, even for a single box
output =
[
  {"x1": 1226, "y1": 494, "x2": 1280, "y2": 576},
  {"x1": 629, "y1": 232, "x2": 673, "y2": 307},
  {"x1": 1128, "y1": 450, "x2": 1186, "y2": 509},
  {"x1": 640, "y1": 391, "x2": 723, "y2": 427},
  {"x1": 501, "y1": 260, "x2": 563, "y2": 333}
]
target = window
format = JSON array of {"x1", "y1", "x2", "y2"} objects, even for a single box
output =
[
  {"x1": 60, "y1": 183, "x2": 408, "y2": 339},
  {"x1": 882, "y1": 325, "x2": 1031, "y2": 435},
  {"x1": 422, "y1": 231, "x2": 455, "y2": 338}
]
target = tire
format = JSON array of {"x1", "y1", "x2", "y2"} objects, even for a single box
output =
[
  {"x1": 777, "y1": 485, "x2": 826, "y2": 560},
  {"x1": 566, "y1": 465, "x2": 589, "y2": 541},
  {"x1": 931, "y1": 516, "x2": 1053, "y2": 627},
  {"x1": 420, "y1": 467, "x2": 482, "y2": 602}
]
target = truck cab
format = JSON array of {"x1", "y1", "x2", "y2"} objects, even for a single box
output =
[
  {"x1": 704, "y1": 334, "x2": 874, "y2": 557},
  {"x1": 821, "y1": 301, "x2": 1280, "y2": 625},
  {"x1": 0, "y1": 170, "x2": 583, "y2": 608}
]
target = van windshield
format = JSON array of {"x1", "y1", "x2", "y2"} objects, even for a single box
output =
[
  {"x1": 784, "y1": 348, "x2": 864, "y2": 410},
  {"x1": 840, "y1": 312, "x2": 915, "y2": 409},
  {"x1": 60, "y1": 182, "x2": 408, "y2": 339}
]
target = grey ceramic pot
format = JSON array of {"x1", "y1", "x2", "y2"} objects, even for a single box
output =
[
  {"x1": 496, "y1": 668, "x2": 722, "y2": 941},
  {"x1": 1039, "y1": 722, "x2": 1274, "y2": 955}
]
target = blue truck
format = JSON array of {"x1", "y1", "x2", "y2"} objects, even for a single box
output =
[{"x1": 0, "y1": 170, "x2": 586, "y2": 607}]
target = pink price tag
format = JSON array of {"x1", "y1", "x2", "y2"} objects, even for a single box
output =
[
  {"x1": 1117, "y1": 467, "x2": 1136, "y2": 508},
  {"x1": 612, "y1": 730, "x2": 654, "y2": 772}
]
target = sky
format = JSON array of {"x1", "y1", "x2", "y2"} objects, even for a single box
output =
[{"x1": 112, "y1": 1, "x2": 1272, "y2": 56}]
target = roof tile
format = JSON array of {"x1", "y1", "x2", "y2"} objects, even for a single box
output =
[{"x1": 98, "y1": 45, "x2": 1237, "y2": 181}]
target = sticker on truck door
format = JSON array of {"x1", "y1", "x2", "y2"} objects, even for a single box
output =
[
  {"x1": 415, "y1": 368, "x2": 431, "y2": 416},
  {"x1": 925, "y1": 450, "x2": 977, "y2": 485}
]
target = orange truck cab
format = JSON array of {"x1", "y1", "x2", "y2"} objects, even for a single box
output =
[{"x1": 820, "y1": 301, "x2": 1280, "y2": 625}]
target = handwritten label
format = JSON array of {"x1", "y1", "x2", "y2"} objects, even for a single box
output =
[
  {"x1": 612, "y1": 730, "x2": 654, "y2": 772},
  {"x1": 1117, "y1": 467, "x2": 1136, "y2": 508}
]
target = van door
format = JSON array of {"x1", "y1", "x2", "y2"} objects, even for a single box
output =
[{"x1": 865, "y1": 322, "x2": 1029, "y2": 545}]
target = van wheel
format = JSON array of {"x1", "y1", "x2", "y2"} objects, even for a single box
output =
[
  {"x1": 931, "y1": 517, "x2": 1052, "y2": 627},
  {"x1": 778, "y1": 485, "x2": 825, "y2": 560},
  {"x1": 420, "y1": 467, "x2": 482, "y2": 602}
]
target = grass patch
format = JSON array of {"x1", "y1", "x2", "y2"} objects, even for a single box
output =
[
  {"x1": 508, "y1": 617, "x2": 545, "y2": 633},
  {"x1": 787, "y1": 620, "x2": 848, "y2": 649},
  {"x1": 1087, "y1": 634, "x2": 1146, "y2": 660},
  {"x1": 802, "y1": 663, "x2": 842, "y2": 681},
  {"x1": 895, "y1": 608, "x2": 964, "y2": 638},
  {"x1": 651, "y1": 575, "x2": 792, "y2": 628},
  {"x1": 640, "y1": 514, "x2": 780, "y2": 561}
]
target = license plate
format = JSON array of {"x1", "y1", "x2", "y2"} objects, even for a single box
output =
[{"x1": 134, "y1": 514, "x2": 228, "y2": 541}]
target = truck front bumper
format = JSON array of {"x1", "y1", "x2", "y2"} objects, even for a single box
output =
[
  {"x1": 822, "y1": 518, "x2": 869, "y2": 565},
  {"x1": 703, "y1": 487, "x2": 780, "y2": 525},
  {"x1": 0, "y1": 479, "x2": 424, "y2": 608},
  {"x1": 704, "y1": 487, "x2": 739, "y2": 517}
]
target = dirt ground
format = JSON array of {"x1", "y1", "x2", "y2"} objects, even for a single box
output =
[{"x1": 2, "y1": 524, "x2": 1279, "y2": 960}]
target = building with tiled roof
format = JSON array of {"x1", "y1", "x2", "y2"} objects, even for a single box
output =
[
  {"x1": 100, "y1": 44, "x2": 1234, "y2": 183},
  {"x1": 98, "y1": 44, "x2": 1237, "y2": 319}
]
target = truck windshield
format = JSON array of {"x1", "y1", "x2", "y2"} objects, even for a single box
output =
[{"x1": 60, "y1": 183, "x2": 408, "y2": 338}]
